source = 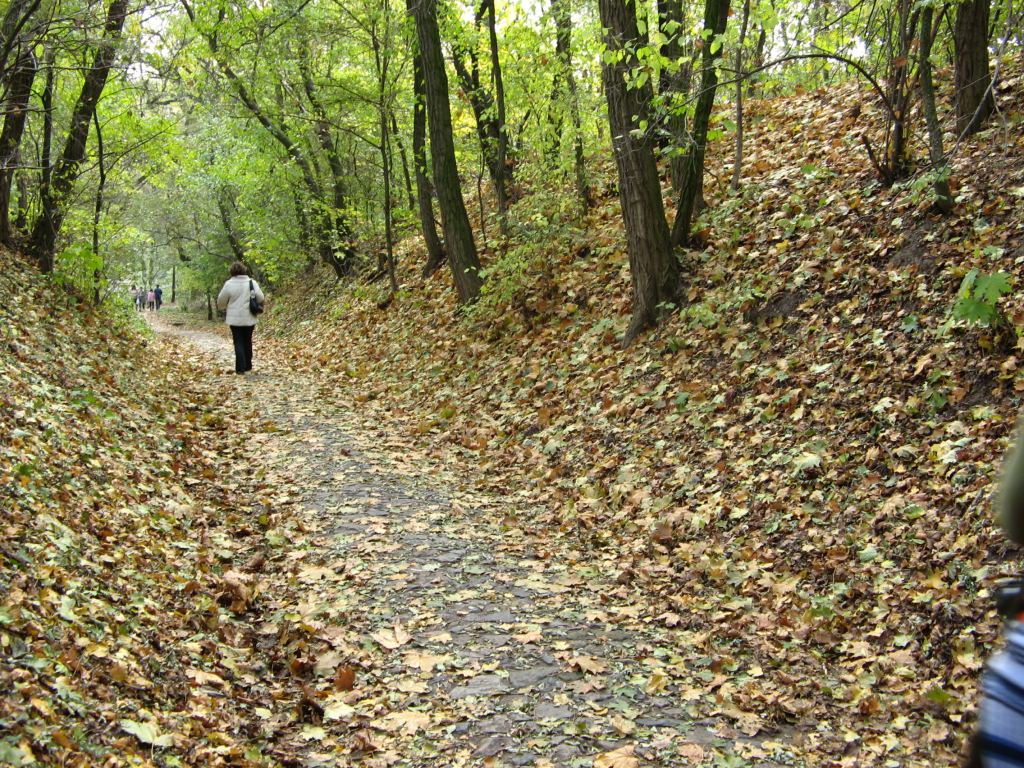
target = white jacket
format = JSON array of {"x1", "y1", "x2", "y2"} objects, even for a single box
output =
[{"x1": 217, "y1": 275, "x2": 265, "y2": 327}]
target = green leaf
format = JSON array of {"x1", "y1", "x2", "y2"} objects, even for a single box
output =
[{"x1": 120, "y1": 719, "x2": 175, "y2": 747}]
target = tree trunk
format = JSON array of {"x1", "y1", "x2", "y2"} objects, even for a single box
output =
[
  {"x1": 299, "y1": 51, "x2": 357, "y2": 274},
  {"x1": 217, "y1": 195, "x2": 247, "y2": 264},
  {"x1": 372, "y1": 8, "x2": 399, "y2": 299},
  {"x1": 954, "y1": 0, "x2": 994, "y2": 135},
  {"x1": 919, "y1": 5, "x2": 953, "y2": 213},
  {"x1": 91, "y1": 108, "x2": 105, "y2": 304},
  {"x1": 407, "y1": 0, "x2": 445, "y2": 278},
  {"x1": 552, "y1": 0, "x2": 591, "y2": 213},
  {"x1": 750, "y1": 22, "x2": 767, "y2": 95},
  {"x1": 411, "y1": 0, "x2": 482, "y2": 303},
  {"x1": 484, "y1": 0, "x2": 509, "y2": 233},
  {"x1": 732, "y1": 0, "x2": 751, "y2": 191},
  {"x1": 390, "y1": 112, "x2": 415, "y2": 210},
  {"x1": 598, "y1": 0, "x2": 678, "y2": 347},
  {"x1": 657, "y1": 0, "x2": 691, "y2": 199},
  {"x1": 450, "y1": 20, "x2": 510, "y2": 223},
  {"x1": 671, "y1": 0, "x2": 730, "y2": 248},
  {"x1": 28, "y1": 0, "x2": 128, "y2": 273},
  {"x1": 181, "y1": 0, "x2": 353, "y2": 278},
  {"x1": 0, "y1": 43, "x2": 36, "y2": 245},
  {"x1": 0, "y1": 0, "x2": 41, "y2": 84}
]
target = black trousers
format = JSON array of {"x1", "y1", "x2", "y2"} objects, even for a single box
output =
[{"x1": 229, "y1": 325, "x2": 254, "y2": 373}]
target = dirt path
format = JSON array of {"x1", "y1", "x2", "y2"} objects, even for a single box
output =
[{"x1": 151, "y1": 315, "x2": 793, "y2": 768}]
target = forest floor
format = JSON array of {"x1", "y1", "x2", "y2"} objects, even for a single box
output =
[
  {"x1": 148, "y1": 313, "x2": 796, "y2": 768},
  {"x1": 6, "y1": 62, "x2": 1024, "y2": 768}
]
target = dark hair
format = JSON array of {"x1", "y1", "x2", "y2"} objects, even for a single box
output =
[{"x1": 229, "y1": 261, "x2": 248, "y2": 277}]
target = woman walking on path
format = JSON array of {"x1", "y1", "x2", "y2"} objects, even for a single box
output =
[{"x1": 216, "y1": 262, "x2": 265, "y2": 374}]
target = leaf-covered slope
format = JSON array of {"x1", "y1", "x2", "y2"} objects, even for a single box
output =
[
  {"x1": 0, "y1": 256, "x2": 284, "y2": 767},
  {"x1": 263, "y1": 65, "x2": 1024, "y2": 763}
]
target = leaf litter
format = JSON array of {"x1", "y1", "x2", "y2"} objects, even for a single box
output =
[{"x1": 4, "y1": 65, "x2": 1024, "y2": 768}]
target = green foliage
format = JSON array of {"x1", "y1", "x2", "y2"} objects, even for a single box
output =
[
  {"x1": 54, "y1": 244, "x2": 103, "y2": 298},
  {"x1": 952, "y1": 268, "x2": 1012, "y2": 326}
]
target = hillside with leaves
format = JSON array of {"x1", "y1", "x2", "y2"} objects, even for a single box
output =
[
  {"x1": 255, "y1": 64, "x2": 1024, "y2": 764},
  {"x1": 0, "y1": 254, "x2": 326, "y2": 766},
  {"x1": 2, "y1": 0, "x2": 1023, "y2": 760}
]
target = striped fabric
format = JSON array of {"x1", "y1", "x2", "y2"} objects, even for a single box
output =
[{"x1": 979, "y1": 621, "x2": 1024, "y2": 767}]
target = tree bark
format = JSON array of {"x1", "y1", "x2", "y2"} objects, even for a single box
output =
[
  {"x1": 372, "y1": 5, "x2": 399, "y2": 299},
  {"x1": 552, "y1": 0, "x2": 591, "y2": 213},
  {"x1": 91, "y1": 108, "x2": 105, "y2": 305},
  {"x1": 732, "y1": 0, "x2": 751, "y2": 191},
  {"x1": 407, "y1": 0, "x2": 445, "y2": 277},
  {"x1": 450, "y1": 11, "x2": 510, "y2": 224},
  {"x1": 181, "y1": 0, "x2": 353, "y2": 278},
  {"x1": 954, "y1": 0, "x2": 994, "y2": 135},
  {"x1": 411, "y1": 0, "x2": 482, "y2": 303},
  {"x1": 657, "y1": 0, "x2": 691, "y2": 199},
  {"x1": 483, "y1": 0, "x2": 509, "y2": 232},
  {"x1": 670, "y1": 0, "x2": 730, "y2": 248},
  {"x1": 29, "y1": 0, "x2": 128, "y2": 273},
  {"x1": 0, "y1": 43, "x2": 36, "y2": 245},
  {"x1": 919, "y1": 5, "x2": 953, "y2": 213},
  {"x1": 299, "y1": 50, "x2": 357, "y2": 274},
  {"x1": 598, "y1": 0, "x2": 678, "y2": 346},
  {"x1": 217, "y1": 195, "x2": 247, "y2": 264},
  {"x1": 0, "y1": 0, "x2": 41, "y2": 84},
  {"x1": 390, "y1": 112, "x2": 415, "y2": 210}
]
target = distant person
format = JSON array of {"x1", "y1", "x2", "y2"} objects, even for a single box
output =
[
  {"x1": 216, "y1": 262, "x2": 264, "y2": 375},
  {"x1": 130, "y1": 285, "x2": 139, "y2": 309},
  {"x1": 133, "y1": 286, "x2": 144, "y2": 311},
  {"x1": 970, "y1": 423, "x2": 1024, "y2": 766},
  {"x1": 146, "y1": 288, "x2": 155, "y2": 311},
  {"x1": 154, "y1": 284, "x2": 163, "y2": 310}
]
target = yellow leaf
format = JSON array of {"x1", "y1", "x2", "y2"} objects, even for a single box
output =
[
  {"x1": 372, "y1": 622, "x2": 413, "y2": 650},
  {"x1": 594, "y1": 744, "x2": 638, "y2": 768},
  {"x1": 403, "y1": 651, "x2": 448, "y2": 672},
  {"x1": 379, "y1": 710, "x2": 431, "y2": 736},
  {"x1": 568, "y1": 655, "x2": 607, "y2": 675}
]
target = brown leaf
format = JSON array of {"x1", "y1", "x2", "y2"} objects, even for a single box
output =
[{"x1": 335, "y1": 666, "x2": 356, "y2": 691}]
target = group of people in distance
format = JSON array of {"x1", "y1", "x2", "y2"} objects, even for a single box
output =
[{"x1": 131, "y1": 285, "x2": 162, "y2": 311}]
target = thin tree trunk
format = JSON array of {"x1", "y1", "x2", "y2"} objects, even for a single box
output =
[
  {"x1": 552, "y1": 0, "x2": 591, "y2": 213},
  {"x1": 29, "y1": 0, "x2": 128, "y2": 272},
  {"x1": 405, "y1": 0, "x2": 445, "y2": 277},
  {"x1": 598, "y1": 0, "x2": 678, "y2": 347},
  {"x1": 750, "y1": 22, "x2": 767, "y2": 95},
  {"x1": 450, "y1": 23, "x2": 509, "y2": 222},
  {"x1": 40, "y1": 48, "x2": 53, "y2": 192},
  {"x1": 671, "y1": 0, "x2": 731, "y2": 248},
  {"x1": 954, "y1": 0, "x2": 994, "y2": 135},
  {"x1": 299, "y1": 50, "x2": 357, "y2": 273},
  {"x1": 732, "y1": 0, "x2": 751, "y2": 191},
  {"x1": 372, "y1": 8, "x2": 398, "y2": 299},
  {"x1": 410, "y1": 0, "x2": 482, "y2": 303},
  {"x1": 92, "y1": 108, "x2": 105, "y2": 303},
  {"x1": 657, "y1": 0, "x2": 691, "y2": 199},
  {"x1": 0, "y1": 43, "x2": 36, "y2": 245},
  {"x1": 0, "y1": 0, "x2": 40, "y2": 84},
  {"x1": 217, "y1": 196, "x2": 247, "y2": 264},
  {"x1": 391, "y1": 112, "x2": 415, "y2": 210},
  {"x1": 13, "y1": 156, "x2": 27, "y2": 229},
  {"x1": 920, "y1": 5, "x2": 954, "y2": 213},
  {"x1": 484, "y1": 0, "x2": 509, "y2": 233},
  {"x1": 181, "y1": 0, "x2": 353, "y2": 278}
]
